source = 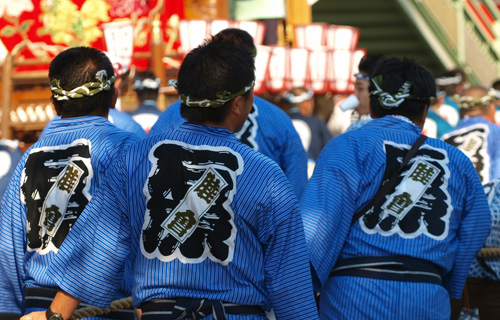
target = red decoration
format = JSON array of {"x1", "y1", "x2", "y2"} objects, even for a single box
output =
[{"x1": 0, "y1": 0, "x2": 185, "y2": 71}]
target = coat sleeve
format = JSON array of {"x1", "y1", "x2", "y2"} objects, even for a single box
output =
[
  {"x1": 260, "y1": 166, "x2": 319, "y2": 320},
  {"x1": 0, "y1": 160, "x2": 27, "y2": 314},
  {"x1": 300, "y1": 136, "x2": 369, "y2": 288},
  {"x1": 442, "y1": 166, "x2": 491, "y2": 298},
  {"x1": 48, "y1": 154, "x2": 132, "y2": 307}
]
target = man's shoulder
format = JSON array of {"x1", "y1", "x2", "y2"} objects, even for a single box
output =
[
  {"x1": 162, "y1": 100, "x2": 182, "y2": 115},
  {"x1": 254, "y1": 96, "x2": 289, "y2": 119},
  {"x1": 443, "y1": 118, "x2": 491, "y2": 136},
  {"x1": 98, "y1": 122, "x2": 140, "y2": 142}
]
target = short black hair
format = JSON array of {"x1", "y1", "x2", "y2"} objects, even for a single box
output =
[
  {"x1": 48, "y1": 47, "x2": 114, "y2": 117},
  {"x1": 212, "y1": 28, "x2": 255, "y2": 53},
  {"x1": 134, "y1": 70, "x2": 159, "y2": 102},
  {"x1": 492, "y1": 79, "x2": 500, "y2": 90},
  {"x1": 179, "y1": 40, "x2": 255, "y2": 124},
  {"x1": 358, "y1": 53, "x2": 384, "y2": 76},
  {"x1": 369, "y1": 57, "x2": 435, "y2": 122}
]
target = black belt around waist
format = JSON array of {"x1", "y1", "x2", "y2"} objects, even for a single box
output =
[
  {"x1": 330, "y1": 256, "x2": 442, "y2": 286},
  {"x1": 141, "y1": 298, "x2": 266, "y2": 320},
  {"x1": 24, "y1": 287, "x2": 135, "y2": 320}
]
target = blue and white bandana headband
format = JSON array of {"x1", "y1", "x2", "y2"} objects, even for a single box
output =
[
  {"x1": 370, "y1": 75, "x2": 413, "y2": 109},
  {"x1": 169, "y1": 79, "x2": 255, "y2": 108},
  {"x1": 50, "y1": 70, "x2": 115, "y2": 101},
  {"x1": 132, "y1": 77, "x2": 161, "y2": 91}
]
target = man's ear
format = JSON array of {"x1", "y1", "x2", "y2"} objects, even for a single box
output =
[
  {"x1": 51, "y1": 96, "x2": 62, "y2": 116},
  {"x1": 110, "y1": 87, "x2": 119, "y2": 110},
  {"x1": 231, "y1": 96, "x2": 243, "y2": 116},
  {"x1": 487, "y1": 102, "x2": 496, "y2": 122}
]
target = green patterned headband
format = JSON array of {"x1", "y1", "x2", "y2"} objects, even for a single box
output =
[
  {"x1": 456, "y1": 89, "x2": 495, "y2": 110},
  {"x1": 50, "y1": 70, "x2": 115, "y2": 101},
  {"x1": 169, "y1": 79, "x2": 255, "y2": 108},
  {"x1": 371, "y1": 75, "x2": 413, "y2": 109}
]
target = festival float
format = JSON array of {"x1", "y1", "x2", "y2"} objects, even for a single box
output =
[{"x1": 0, "y1": 0, "x2": 363, "y2": 149}]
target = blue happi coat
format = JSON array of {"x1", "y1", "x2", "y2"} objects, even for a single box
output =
[
  {"x1": 48, "y1": 123, "x2": 319, "y2": 319},
  {"x1": 441, "y1": 116, "x2": 500, "y2": 184},
  {"x1": 0, "y1": 116, "x2": 138, "y2": 316},
  {"x1": 469, "y1": 179, "x2": 500, "y2": 280},
  {"x1": 302, "y1": 115, "x2": 491, "y2": 320}
]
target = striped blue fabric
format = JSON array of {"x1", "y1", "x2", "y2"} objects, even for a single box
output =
[
  {"x1": 301, "y1": 115, "x2": 491, "y2": 319},
  {"x1": 469, "y1": 179, "x2": 500, "y2": 280},
  {"x1": 0, "y1": 140, "x2": 23, "y2": 199},
  {"x1": 345, "y1": 115, "x2": 372, "y2": 132},
  {"x1": 127, "y1": 101, "x2": 162, "y2": 134},
  {"x1": 108, "y1": 108, "x2": 146, "y2": 138},
  {"x1": 0, "y1": 116, "x2": 138, "y2": 315},
  {"x1": 41, "y1": 110, "x2": 146, "y2": 139},
  {"x1": 149, "y1": 97, "x2": 308, "y2": 200},
  {"x1": 441, "y1": 116, "x2": 500, "y2": 183},
  {"x1": 49, "y1": 123, "x2": 319, "y2": 319}
]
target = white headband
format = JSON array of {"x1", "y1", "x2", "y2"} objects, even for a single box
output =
[
  {"x1": 133, "y1": 77, "x2": 161, "y2": 90},
  {"x1": 284, "y1": 89, "x2": 314, "y2": 104},
  {"x1": 435, "y1": 73, "x2": 462, "y2": 86}
]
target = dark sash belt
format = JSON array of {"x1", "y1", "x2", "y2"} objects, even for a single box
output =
[
  {"x1": 24, "y1": 287, "x2": 135, "y2": 320},
  {"x1": 141, "y1": 298, "x2": 266, "y2": 320},
  {"x1": 330, "y1": 256, "x2": 442, "y2": 286}
]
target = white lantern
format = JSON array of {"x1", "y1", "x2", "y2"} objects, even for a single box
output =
[
  {"x1": 101, "y1": 20, "x2": 134, "y2": 75},
  {"x1": 288, "y1": 48, "x2": 309, "y2": 89},
  {"x1": 326, "y1": 25, "x2": 360, "y2": 50},
  {"x1": 254, "y1": 45, "x2": 272, "y2": 94},
  {"x1": 267, "y1": 46, "x2": 288, "y2": 92},
  {"x1": 308, "y1": 48, "x2": 329, "y2": 93},
  {"x1": 294, "y1": 23, "x2": 328, "y2": 50},
  {"x1": 179, "y1": 19, "x2": 209, "y2": 55}
]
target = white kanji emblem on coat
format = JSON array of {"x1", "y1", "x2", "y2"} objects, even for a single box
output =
[
  {"x1": 21, "y1": 139, "x2": 92, "y2": 254},
  {"x1": 141, "y1": 140, "x2": 243, "y2": 265},
  {"x1": 235, "y1": 104, "x2": 259, "y2": 151},
  {"x1": 360, "y1": 141, "x2": 452, "y2": 240},
  {"x1": 442, "y1": 124, "x2": 489, "y2": 183}
]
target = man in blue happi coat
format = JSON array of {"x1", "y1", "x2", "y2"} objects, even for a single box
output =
[
  {"x1": 0, "y1": 47, "x2": 138, "y2": 319},
  {"x1": 22, "y1": 33, "x2": 318, "y2": 320},
  {"x1": 302, "y1": 57, "x2": 491, "y2": 319},
  {"x1": 441, "y1": 86, "x2": 500, "y2": 184}
]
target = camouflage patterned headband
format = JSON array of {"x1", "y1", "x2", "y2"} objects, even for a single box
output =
[
  {"x1": 169, "y1": 79, "x2": 255, "y2": 108},
  {"x1": 370, "y1": 75, "x2": 413, "y2": 109},
  {"x1": 456, "y1": 89, "x2": 495, "y2": 110},
  {"x1": 50, "y1": 70, "x2": 115, "y2": 101}
]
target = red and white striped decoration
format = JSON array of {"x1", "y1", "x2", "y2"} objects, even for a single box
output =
[
  {"x1": 177, "y1": 20, "x2": 365, "y2": 94},
  {"x1": 254, "y1": 45, "x2": 272, "y2": 94},
  {"x1": 178, "y1": 19, "x2": 265, "y2": 55},
  {"x1": 294, "y1": 23, "x2": 328, "y2": 50},
  {"x1": 326, "y1": 25, "x2": 360, "y2": 50}
]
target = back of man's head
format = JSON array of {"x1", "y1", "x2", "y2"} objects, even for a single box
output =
[
  {"x1": 133, "y1": 70, "x2": 160, "y2": 103},
  {"x1": 436, "y1": 68, "x2": 466, "y2": 95},
  {"x1": 178, "y1": 39, "x2": 255, "y2": 124},
  {"x1": 492, "y1": 79, "x2": 500, "y2": 90},
  {"x1": 49, "y1": 47, "x2": 115, "y2": 118},
  {"x1": 457, "y1": 85, "x2": 494, "y2": 118},
  {"x1": 358, "y1": 53, "x2": 384, "y2": 76},
  {"x1": 369, "y1": 57, "x2": 436, "y2": 122},
  {"x1": 283, "y1": 87, "x2": 314, "y2": 114},
  {"x1": 212, "y1": 28, "x2": 255, "y2": 55}
]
